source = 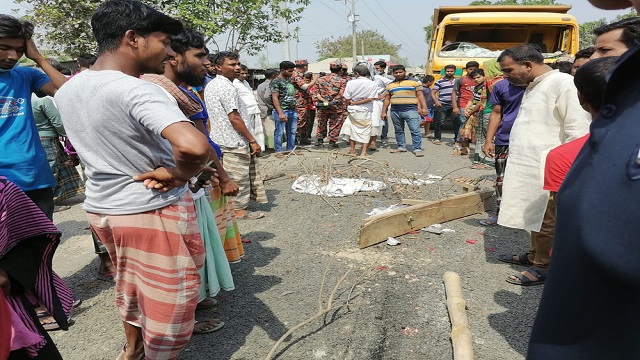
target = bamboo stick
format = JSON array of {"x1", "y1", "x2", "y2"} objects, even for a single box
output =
[{"x1": 443, "y1": 271, "x2": 474, "y2": 360}]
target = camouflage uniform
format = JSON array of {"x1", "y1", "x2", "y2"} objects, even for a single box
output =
[
  {"x1": 291, "y1": 69, "x2": 314, "y2": 141},
  {"x1": 315, "y1": 73, "x2": 347, "y2": 143}
]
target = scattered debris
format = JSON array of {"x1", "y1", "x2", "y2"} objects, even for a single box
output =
[
  {"x1": 280, "y1": 291, "x2": 294, "y2": 296},
  {"x1": 441, "y1": 228, "x2": 456, "y2": 233},
  {"x1": 484, "y1": 247, "x2": 497, "y2": 252},
  {"x1": 387, "y1": 177, "x2": 435, "y2": 185},
  {"x1": 386, "y1": 237, "x2": 401, "y2": 246},
  {"x1": 465, "y1": 239, "x2": 478, "y2": 245},
  {"x1": 291, "y1": 175, "x2": 385, "y2": 197},
  {"x1": 365, "y1": 204, "x2": 408, "y2": 216},
  {"x1": 443, "y1": 271, "x2": 474, "y2": 360},
  {"x1": 375, "y1": 265, "x2": 389, "y2": 271},
  {"x1": 426, "y1": 246, "x2": 436, "y2": 252},
  {"x1": 422, "y1": 225, "x2": 444, "y2": 235},
  {"x1": 402, "y1": 326, "x2": 420, "y2": 336}
]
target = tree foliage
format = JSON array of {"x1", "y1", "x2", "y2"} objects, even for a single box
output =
[
  {"x1": 316, "y1": 30, "x2": 400, "y2": 61},
  {"x1": 579, "y1": 9, "x2": 637, "y2": 48},
  {"x1": 16, "y1": 0, "x2": 309, "y2": 57}
]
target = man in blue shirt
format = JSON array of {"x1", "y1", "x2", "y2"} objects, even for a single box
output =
[{"x1": 0, "y1": 15, "x2": 68, "y2": 219}]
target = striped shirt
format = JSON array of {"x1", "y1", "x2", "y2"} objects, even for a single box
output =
[
  {"x1": 433, "y1": 77, "x2": 455, "y2": 104},
  {"x1": 387, "y1": 79, "x2": 423, "y2": 111}
]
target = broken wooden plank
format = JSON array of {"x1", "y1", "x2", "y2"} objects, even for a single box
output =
[
  {"x1": 359, "y1": 190, "x2": 494, "y2": 249},
  {"x1": 400, "y1": 199, "x2": 430, "y2": 206}
]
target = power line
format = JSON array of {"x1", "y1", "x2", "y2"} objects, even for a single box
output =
[
  {"x1": 372, "y1": 0, "x2": 424, "y2": 49},
  {"x1": 358, "y1": 1, "x2": 426, "y2": 61}
]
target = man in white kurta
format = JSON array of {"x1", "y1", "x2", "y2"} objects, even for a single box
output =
[
  {"x1": 340, "y1": 64, "x2": 379, "y2": 156},
  {"x1": 496, "y1": 45, "x2": 591, "y2": 286},
  {"x1": 234, "y1": 65, "x2": 265, "y2": 150}
]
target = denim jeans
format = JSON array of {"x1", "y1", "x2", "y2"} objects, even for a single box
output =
[
  {"x1": 433, "y1": 104, "x2": 464, "y2": 141},
  {"x1": 390, "y1": 109, "x2": 422, "y2": 152},
  {"x1": 272, "y1": 109, "x2": 298, "y2": 152},
  {"x1": 381, "y1": 120, "x2": 389, "y2": 140}
]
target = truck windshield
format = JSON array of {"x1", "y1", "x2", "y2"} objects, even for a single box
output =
[{"x1": 437, "y1": 24, "x2": 572, "y2": 58}]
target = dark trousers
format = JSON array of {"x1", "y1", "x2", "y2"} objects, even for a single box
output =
[
  {"x1": 432, "y1": 104, "x2": 464, "y2": 141},
  {"x1": 24, "y1": 187, "x2": 54, "y2": 221}
]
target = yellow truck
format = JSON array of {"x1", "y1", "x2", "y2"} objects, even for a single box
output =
[{"x1": 426, "y1": 6, "x2": 579, "y2": 78}]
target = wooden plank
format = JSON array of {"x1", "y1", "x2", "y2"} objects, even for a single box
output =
[
  {"x1": 400, "y1": 199, "x2": 430, "y2": 206},
  {"x1": 359, "y1": 190, "x2": 495, "y2": 249}
]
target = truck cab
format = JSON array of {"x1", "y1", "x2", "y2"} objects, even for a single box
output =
[{"x1": 426, "y1": 6, "x2": 579, "y2": 79}]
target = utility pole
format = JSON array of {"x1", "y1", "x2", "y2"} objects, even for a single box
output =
[
  {"x1": 361, "y1": 40, "x2": 364, "y2": 59},
  {"x1": 280, "y1": 1, "x2": 291, "y2": 61},
  {"x1": 348, "y1": 0, "x2": 357, "y2": 70}
]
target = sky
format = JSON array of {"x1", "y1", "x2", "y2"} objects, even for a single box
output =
[{"x1": 3, "y1": 0, "x2": 634, "y2": 68}]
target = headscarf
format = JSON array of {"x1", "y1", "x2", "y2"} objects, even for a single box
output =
[{"x1": 483, "y1": 59, "x2": 502, "y2": 81}]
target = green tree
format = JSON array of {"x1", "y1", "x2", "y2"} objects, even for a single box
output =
[
  {"x1": 579, "y1": 9, "x2": 637, "y2": 49},
  {"x1": 316, "y1": 30, "x2": 400, "y2": 61},
  {"x1": 16, "y1": 0, "x2": 309, "y2": 57}
]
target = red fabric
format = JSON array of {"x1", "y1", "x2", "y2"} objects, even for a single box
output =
[
  {"x1": 544, "y1": 135, "x2": 590, "y2": 192},
  {"x1": 0, "y1": 292, "x2": 10, "y2": 360},
  {"x1": 458, "y1": 76, "x2": 476, "y2": 108}
]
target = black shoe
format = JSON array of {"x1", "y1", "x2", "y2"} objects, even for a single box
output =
[
  {"x1": 315, "y1": 139, "x2": 324, "y2": 147},
  {"x1": 329, "y1": 141, "x2": 339, "y2": 149},
  {"x1": 300, "y1": 138, "x2": 312, "y2": 145}
]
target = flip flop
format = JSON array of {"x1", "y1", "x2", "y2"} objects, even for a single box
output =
[
  {"x1": 506, "y1": 266, "x2": 547, "y2": 286},
  {"x1": 497, "y1": 253, "x2": 533, "y2": 266},
  {"x1": 390, "y1": 149, "x2": 407, "y2": 153},
  {"x1": 196, "y1": 297, "x2": 218, "y2": 311},
  {"x1": 193, "y1": 319, "x2": 225, "y2": 334},
  {"x1": 479, "y1": 217, "x2": 498, "y2": 226},
  {"x1": 96, "y1": 271, "x2": 115, "y2": 282},
  {"x1": 235, "y1": 210, "x2": 265, "y2": 220},
  {"x1": 37, "y1": 311, "x2": 75, "y2": 331}
]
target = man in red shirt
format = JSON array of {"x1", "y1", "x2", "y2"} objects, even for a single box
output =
[{"x1": 451, "y1": 61, "x2": 479, "y2": 154}]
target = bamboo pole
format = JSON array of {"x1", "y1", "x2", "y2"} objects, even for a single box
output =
[{"x1": 443, "y1": 271, "x2": 474, "y2": 360}]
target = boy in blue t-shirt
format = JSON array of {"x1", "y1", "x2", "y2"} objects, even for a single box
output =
[{"x1": 0, "y1": 14, "x2": 68, "y2": 219}]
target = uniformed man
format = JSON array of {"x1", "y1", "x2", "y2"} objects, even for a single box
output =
[
  {"x1": 291, "y1": 59, "x2": 318, "y2": 145},
  {"x1": 314, "y1": 62, "x2": 347, "y2": 148}
]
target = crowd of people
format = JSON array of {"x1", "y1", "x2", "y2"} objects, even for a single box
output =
[{"x1": 1, "y1": 0, "x2": 640, "y2": 358}]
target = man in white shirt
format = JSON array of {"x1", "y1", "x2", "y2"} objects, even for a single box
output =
[
  {"x1": 205, "y1": 52, "x2": 267, "y2": 220},
  {"x1": 341, "y1": 63, "x2": 379, "y2": 156},
  {"x1": 234, "y1": 64, "x2": 265, "y2": 150},
  {"x1": 496, "y1": 44, "x2": 590, "y2": 286}
]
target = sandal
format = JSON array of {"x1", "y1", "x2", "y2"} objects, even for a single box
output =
[
  {"x1": 193, "y1": 319, "x2": 225, "y2": 334},
  {"x1": 37, "y1": 310, "x2": 75, "y2": 331},
  {"x1": 497, "y1": 253, "x2": 533, "y2": 266},
  {"x1": 196, "y1": 297, "x2": 218, "y2": 311},
  {"x1": 234, "y1": 210, "x2": 265, "y2": 220},
  {"x1": 432, "y1": 140, "x2": 441, "y2": 145},
  {"x1": 390, "y1": 149, "x2": 407, "y2": 153},
  {"x1": 479, "y1": 217, "x2": 498, "y2": 226},
  {"x1": 506, "y1": 266, "x2": 547, "y2": 286}
]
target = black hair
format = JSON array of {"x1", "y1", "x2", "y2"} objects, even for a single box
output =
[
  {"x1": 393, "y1": 64, "x2": 406, "y2": 72},
  {"x1": 61, "y1": 68, "x2": 72, "y2": 76},
  {"x1": 574, "y1": 46, "x2": 595, "y2": 60},
  {"x1": 469, "y1": 68, "x2": 485, "y2": 77},
  {"x1": 170, "y1": 28, "x2": 205, "y2": 55},
  {"x1": 374, "y1": 60, "x2": 387, "y2": 69},
  {"x1": 0, "y1": 14, "x2": 34, "y2": 40},
  {"x1": 303, "y1": 72, "x2": 313, "y2": 80},
  {"x1": 77, "y1": 53, "x2": 97, "y2": 68},
  {"x1": 498, "y1": 44, "x2": 544, "y2": 65},
  {"x1": 264, "y1": 68, "x2": 278, "y2": 79},
  {"x1": 444, "y1": 64, "x2": 457, "y2": 71},
  {"x1": 207, "y1": 53, "x2": 217, "y2": 63},
  {"x1": 279, "y1": 60, "x2": 295, "y2": 70},
  {"x1": 240, "y1": 64, "x2": 248, "y2": 71},
  {"x1": 353, "y1": 64, "x2": 370, "y2": 77},
  {"x1": 593, "y1": 17, "x2": 640, "y2": 48},
  {"x1": 550, "y1": 61, "x2": 573, "y2": 74},
  {"x1": 319, "y1": 71, "x2": 326, "y2": 76},
  {"x1": 573, "y1": 56, "x2": 618, "y2": 112},
  {"x1": 46, "y1": 58, "x2": 64, "y2": 72},
  {"x1": 422, "y1": 75, "x2": 435, "y2": 83},
  {"x1": 212, "y1": 51, "x2": 239, "y2": 66},
  {"x1": 91, "y1": 0, "x2": 183, "y2": 55},
  {"x1": 465, "y1": 61, "x2": 480, "y2": 69}
]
